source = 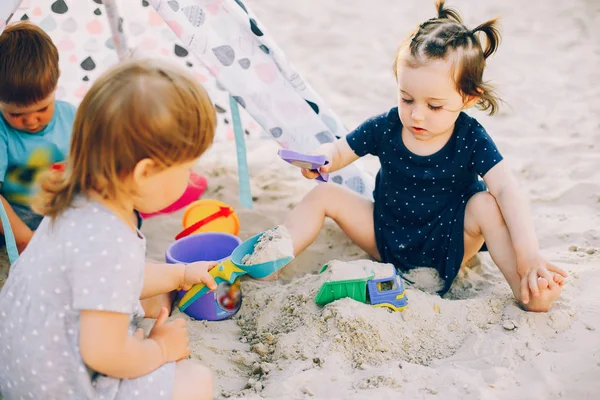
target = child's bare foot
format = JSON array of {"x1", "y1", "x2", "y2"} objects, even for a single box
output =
[
  {"x1": 552, "y1": 273, "x2": 566, "y2": 287},
  {"x1": 141, "y1": 291, "x2": 176, "y2": 318},
  {"x1": 522, "y1": 276, "x2": 563, "y2": 312}
]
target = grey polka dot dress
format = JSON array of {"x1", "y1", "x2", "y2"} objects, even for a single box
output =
[
  {"x1": 0, "y1": 199, "x2": 175, "y2": 399},
  {"x1": 347, "y1": 108, "x2": 503, "y2": 294}
]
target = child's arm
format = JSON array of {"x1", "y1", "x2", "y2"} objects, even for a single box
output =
[
  {"x1": 80, "y1": 307, "x2": 189, "y2": 379},
  {"x1": 483, "y1": 161, "x2": 567, "y2": 301},
  {"x1": 140, "y1": 261, "x2": 218, "y2": 300},
  {"x1": 0, "y1": 193, "x2": 33, "y2": 253},
  {"x1": 0, "y1": 135, "x2": 33, "y2": 252},
  {"x1": 301, "y1": 138, "x2": 360, "y2": 180}
]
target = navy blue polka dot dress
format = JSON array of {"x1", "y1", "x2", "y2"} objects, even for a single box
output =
[{"x1": 347, "y1": 107, "x2": 503, "y2": 294}]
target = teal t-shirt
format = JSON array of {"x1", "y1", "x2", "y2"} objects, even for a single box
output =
[{"x1": 0, "y1": 100, "x2": 76, "y2": 205}]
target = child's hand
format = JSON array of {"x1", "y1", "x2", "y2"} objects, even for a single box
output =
[
  {"x1": 301, "y1": 145, "x2": 333, "y2": 180},
  {"x1": 180, "y1": 261, "x2": 219, "y2": 291},
  {"x1": 301, "y1": 162, "x2": 331, "y2": 180},
  {"x1": 148, "y1": 307, "x2": 191, "y2": 363},
  {"x1": 517, "y1": 255, "x2": 568, "y2": 304}
]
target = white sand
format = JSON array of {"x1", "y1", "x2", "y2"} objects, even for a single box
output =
[
  {"x1": 323, "y1": 259, "x2": 373, "y2": 281},
  {"x1": 1, "y1": 0, "x2": 599, "y2": 399},
  {"x1": 242, "y1": 225, "x2": 294, "y2": 266},
  {"x1": 321, "y1": 259, "x2": 397, "y2": 282}
]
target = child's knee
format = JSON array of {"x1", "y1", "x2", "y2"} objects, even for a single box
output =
[
  {"x1": 141, "y1": 292, "x2": 175, "y2": 319},
  {"x1": 467, "y1": 192, "x2": 504, "y2": 227},
  {"x1": 174, "y1": 360, "x2": 214, "y2": 400},
  {"x1": 192, "y1": 363, "x2": 213, "y2": 400},
  {"x1": 188, "y1": 361, "x2": 213, "y2": 400},
  {"x1": 469, "y1": 191, "x2": 499, "y2": 211}
]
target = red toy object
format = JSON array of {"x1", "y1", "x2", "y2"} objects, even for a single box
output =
[
  {"x1": 51, "y1": 162, "x2": 65, "y2": 172},
  {"x1": 139, "y1": 172, "x2": 208, "y2": 219},
  {"x1": 175, "y1": 207, "x2": 233, "y2": 240},
  {"x1": 175, "y1": 206, "x2": 234, "y2": 240}
]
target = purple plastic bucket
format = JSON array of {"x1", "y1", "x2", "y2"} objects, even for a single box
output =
[{"x1": 165, "y1": 232, "x2": 242, "y2": 321}]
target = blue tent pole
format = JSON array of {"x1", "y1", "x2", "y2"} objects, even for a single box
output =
[{"x1": 230, "y1": 96, "x2": 253, "y2": 209}]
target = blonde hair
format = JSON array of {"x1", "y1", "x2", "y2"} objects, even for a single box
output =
[
  {"x1": 393, "y1": 0, "x2": 502, "y2": 115},
  {"x1": 33, "y1": 59, "x2": 216, "y2": 219}
]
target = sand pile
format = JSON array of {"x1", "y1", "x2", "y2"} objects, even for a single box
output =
[
  {"x1": 319, "y1": 259, "x2": 389, "y2": 281},
  {"x1": 242, "y1": 225, "x2": 294, "y2": 266},
  {"x1": 218, "y1": 261, "x2": 580, "y2": 398},
  {"x1": 237, "y1": 270, "x2": 499, "y2": 368}
]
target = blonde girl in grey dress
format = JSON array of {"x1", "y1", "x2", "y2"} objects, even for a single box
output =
[{"x1": 0, "y1": 59, "x2": 219, "y2": 400}]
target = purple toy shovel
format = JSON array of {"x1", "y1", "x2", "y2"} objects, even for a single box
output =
[{"x1": 278, "y1": 149, "x2": 329, "y2": 182}]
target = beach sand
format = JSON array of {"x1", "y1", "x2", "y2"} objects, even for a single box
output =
[{"x1": 1, "y1": 0, "x2": 599, "y2": 399}]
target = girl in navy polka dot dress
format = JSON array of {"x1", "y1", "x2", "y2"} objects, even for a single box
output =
[
  {"x1": 0, "y1": 60, "x2": 219, "y2": 399},
  {"x1": 283, "y1": 0, "x2": 567, "y2": 312}
]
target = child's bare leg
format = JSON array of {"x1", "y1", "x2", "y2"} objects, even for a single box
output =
[
  {"x1": 141, "y1": 292, "x2": 176, "y2": 318},
  {"x1": 284, "y1": 183, "x2": 380, "y2": 259},
  {"x1": 172, "y1": 359, "x2": 213, "y2": 400},
  {"x1": 463, "y1": 192, "x2": 562, "y2": 312}
]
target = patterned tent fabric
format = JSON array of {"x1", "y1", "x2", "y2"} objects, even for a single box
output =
[
  {"x1": 0, "y1": 0, "x2": 262, "y2": 142},
  {"x1": 1, "y1": 0, "x2": 374, "y2": 198}
]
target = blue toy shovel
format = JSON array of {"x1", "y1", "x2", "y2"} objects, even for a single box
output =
[{"x1": 178, "y1": 231, "x2": 293, "y2": 312}]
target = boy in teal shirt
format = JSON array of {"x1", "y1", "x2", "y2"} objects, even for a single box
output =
[{"x1": 0, "y1": 22, "x2": 76, "y2": 252}]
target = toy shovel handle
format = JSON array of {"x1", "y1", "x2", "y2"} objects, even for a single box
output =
[
  {"x1": 178, "y1": 262, "x2": 226, "y2": 311},
  {"x1": 313, "y1": 161, "x2": 329, "y2": 182}
]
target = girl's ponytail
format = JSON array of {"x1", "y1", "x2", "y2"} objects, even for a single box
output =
[
  {"x1": 472, "y1": 19, "x2": 501, "y2": 59},
  {"x1": 435, "y1": 0, "x2": 463, "y2": 24}
]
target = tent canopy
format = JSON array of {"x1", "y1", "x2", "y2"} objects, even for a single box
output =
[{"x1": 1, "y1": 0, "x2": 374, "y2": 198}]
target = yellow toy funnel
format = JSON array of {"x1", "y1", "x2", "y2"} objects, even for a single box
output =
[{"x1": 178, "y1": 231, "x2": 293, "y2": 312}]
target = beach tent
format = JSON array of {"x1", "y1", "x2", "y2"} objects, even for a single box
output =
[
  {"x1": 0, "y1": 0, "x2": 266, "y2": 143},
  {"x1": 0, "y1": 0, "x2": 374, "y2": 262},
  {"x1": 1, "y1": 0, "x2": 374, "y2": 197}
]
